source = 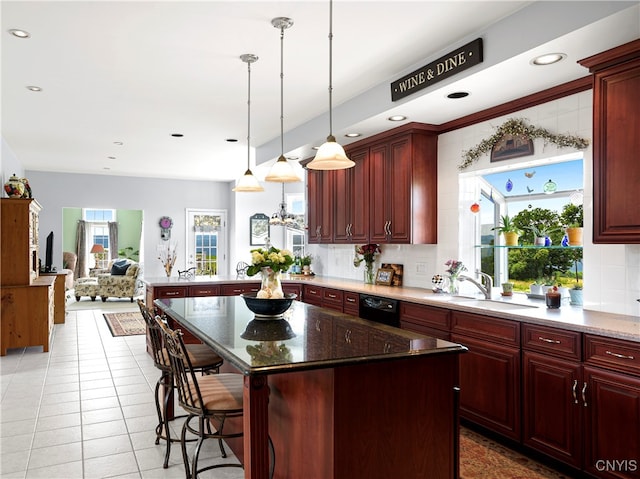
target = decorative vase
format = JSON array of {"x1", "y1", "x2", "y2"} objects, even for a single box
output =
[
  {"x1": 569, "y1": 288, "x2": 583, "y2": 306},
  {"x1": 261, "y1": 267, "x2": 284, "y2": 298},
  {"x1": 534, "y1": 236, "x2": 546, "y2": 246},
  {"x1": 364, "y1": 262, "x2": 375, "y2": 284},
  {"x1": 566, "y1": 227, "x2": 583, "y2": 246},
  {"x1": 164, "y1": 262, "x2": 173, "y2": 277},
  {"x1": 448, "y1": 275, "x2": 460, "y2": 295},
  {"x1": 4, "y1": 174, "x2": 25, "y2": 198}
]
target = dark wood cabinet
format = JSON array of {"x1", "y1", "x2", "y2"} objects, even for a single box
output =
[
  {"x1": 188, "y1": 284, "x2": 220, "y2": 297},
  {"x1": 400, "y1": 301, "x2": 450, "y2": 340},
  {"x1": 579, "y1": 39, "x2": 640, "y2": 243},
  {"x1": 451, "y1": 311, "x2": 520, "y2": 440},
  {"x1": 219, "y1": 283, "x2": 260, "y2": 296},
  {"x1": 343, "y1": 291, "x2": 360, "y2": 316},
  {"x1": 302, "y1": 284, "x2": 323, "y2": 306},
  {"x1": 583, "y1": 366, "x2": 640, "y2": 479},
  {"x1": 306, "y1": 169, "x2": 333, "y2": 244},
  {"x1": 333, "y1": 147, "x2": 369, "y2": 244},
  {"x1": 306, "y1": 123, "x2": 438, "y2": 245}
]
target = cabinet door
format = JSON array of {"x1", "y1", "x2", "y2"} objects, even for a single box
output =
[
  {"x1": 348, "y1": 148, "x2": 370, "y2": 243},
  {"x1": 306, "y1": 169, "x2": 333, "y2": 244},
  {"x1": 452, "y1": 333, "x2": 521, "y2": 440},
  {"x1": 369, "y1": 142, "x2": 390, "y2": 243},
  {"x1": 584, "y1": 366, "x2": 640, "y2": 479},
  {"x1": 387, "y1": 136, "x2": 412, "y2": 243},
  {"x1": 333, "y1": 167, "x2": 351, "y2": 243},
  {"x1": 523, "y1": 352, "x2": 583, "y2": 468}
]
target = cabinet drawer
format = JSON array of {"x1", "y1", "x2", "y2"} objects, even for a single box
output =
[
  {"x1": 343, "y1": 291, "x2": 360, "y2": 316},
  {"x1": 584, "y1": 335, "x2": 640, "y2": 376},
  {"x1": 322, "y1": 287, "x2": 343, "y2": 305},
  {"x1": 400, "y1": 302, "x2": 450, "y2": 330},
  {"x1": 220, "y1": 283, "x2": 260, "y2": 296},
  {"x1": 451, "y1": 311, "x2": 519, "y2": 347},
  {"x1": 401, "y1": 320, "x2": 450, "y2": 341},
  {"x1": 188, "y1": 285, "x2": 220, "y2": 297},
  {"x1": 522, "y1": 324, "x2": 581, "y2": 361},
  {"x1": 302, "y1": 285, "x2": 323, "y2": 306},
  {"x1": 156, "y1": 286, "x2": 188, "y2": 298}
]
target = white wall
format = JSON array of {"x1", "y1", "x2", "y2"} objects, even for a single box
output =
[{"x1": 1, "y1": 138, "x2": 24, "y2": 183}]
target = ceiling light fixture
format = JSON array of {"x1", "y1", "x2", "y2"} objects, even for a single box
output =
[
  {"x1": 306, "y1": 0, "x2": 354, "y2": 171},
  {"x1": 26, "y1": 86, "x2": 42, "y2": 92},
  {"x1": 345, "y1": 133, "x2": 361, "y2": 138},
  {"x1": 447, "y1": 91, "x2": 469, "y2": 99},
  {"x1": 388, "y1": 115, "x2": 406, "y2": 122},
  {"x1": 531, "y1": 53, "x2": 566, "y2": 66},
  {"x1": 265, "y1": 17, "x2": 300, "y2": 183},
  {"x1": 9, "y1": 29, "x2": 30, "y2": 39},
  {"x1": 233, "y1": 54, "x2": 264, "y2": 192},
  {"x1": 269, "y1": 183, "x2": 296, "y2": 226}
]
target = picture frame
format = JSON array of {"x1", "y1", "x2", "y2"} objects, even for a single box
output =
[
  {"x1": 375, "y1": 268, "x2": 394, "y2": 286},
  {"x1": 249, "y1": 213, "x2": 270, "y2": 246},
  {"x1": 490, "y1": 134, "x2": 534, "y2": 162}
]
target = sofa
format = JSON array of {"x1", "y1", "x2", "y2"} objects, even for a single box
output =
[{"x1": 96, "y1": 259, "x2": 144, "y2": 302}]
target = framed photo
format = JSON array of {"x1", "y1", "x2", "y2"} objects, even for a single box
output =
[
  {"x1": 490, "y1": 134, "x2": 534, "y2": 162},
  {"x1": 249, "y1": 213, "x2": 270, "y2": 246},
  {"x1": 375, "y1": 268, "x2": 394, "y2": 286}
]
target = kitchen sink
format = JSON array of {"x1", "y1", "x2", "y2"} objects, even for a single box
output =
[{"x1": 447, "y1": 298, "x2": 539, "y2": 311}]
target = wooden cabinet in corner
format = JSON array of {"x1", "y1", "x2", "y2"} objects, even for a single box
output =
[{"x1": 579, "y1": 39, "x2": 640, "y2": 243}]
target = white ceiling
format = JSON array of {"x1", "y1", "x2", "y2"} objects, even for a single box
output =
[{"x1": 2, "y1": 1, "x2": 639, "y2": 183}]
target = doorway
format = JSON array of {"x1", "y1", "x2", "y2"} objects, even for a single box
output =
[{"x1": 185, "y1": 209, "x2": 227, "y2": 276}]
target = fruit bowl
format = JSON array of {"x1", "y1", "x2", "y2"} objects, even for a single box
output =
[{"x1": 240, "y1": 292, "x2": 296, "y2": 318}]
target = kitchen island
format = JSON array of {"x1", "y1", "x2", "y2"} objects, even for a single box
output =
[{"x1": 155, "y1": 296, "x2": 467, "y2": 479}]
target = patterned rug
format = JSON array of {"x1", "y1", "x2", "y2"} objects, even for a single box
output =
[
  {"x1": 103, "y1": 312, "x2": 146, "y2": 337},
  {"x1": 460, "y1": 428, "x2": 570, "y2": 479}
]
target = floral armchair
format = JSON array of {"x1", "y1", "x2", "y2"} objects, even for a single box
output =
[{"x1": 96, "y1": 259, "x2": 144, "y2": 302}]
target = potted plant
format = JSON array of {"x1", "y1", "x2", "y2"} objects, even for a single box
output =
[
  {"x1": 300, "y1": 254, "x2": 313, "y2": 275},
  {"x1": 561, "y1": 204, "x2": 583, "y2": 246},
  {"x1": 492, "y1": 215, "x2": 522, "y2": 246},
  {"x1": 530, "y1": 280, "x2": 543, "y2": 296},
  {"x1": 569, "y1": 283, "x2": 583, "y2": 306},
  {"x1": 526, "y1": 224, "x2": 561, "y2": 246}
]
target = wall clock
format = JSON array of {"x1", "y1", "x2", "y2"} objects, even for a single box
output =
[{"x1": 159, "y1": 216, "x2": 173, "y2": 241}]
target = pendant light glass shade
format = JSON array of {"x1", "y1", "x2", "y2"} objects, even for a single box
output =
[
  {"x1": 233, "y1": 54, "x2": 264, "y2": 193},
  {"x1": 306, "y1": 0, "x2": 354, "y2": 171},
  {"x1": 266, "y1": 17, "x2": 301, "y2": 183}
]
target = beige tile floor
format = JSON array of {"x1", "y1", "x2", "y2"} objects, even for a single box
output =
[{"x1": 0, "y1": 304, "x2": 244, "y2": 479}]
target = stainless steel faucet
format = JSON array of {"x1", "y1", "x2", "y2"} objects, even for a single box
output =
[{"x1": 459, "y1": 270, "x2": 493, "y2": 299}]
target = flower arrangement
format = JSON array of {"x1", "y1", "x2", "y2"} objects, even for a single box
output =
[
  {"x1": 458, "y1": 118, "x2": 589, "y2": 170},
  {"x1": 246, "y1": 246, "x2": 295, "y2": 276},
  {"x1": 445, "y1": 259, "x2": 466, "y2": 278},
  {"x1": 158, "y1": 242, "x2": 177, "y2": 277},
  {"x1": 353, "y1": 244, "x2": 381, "y2": 267}
]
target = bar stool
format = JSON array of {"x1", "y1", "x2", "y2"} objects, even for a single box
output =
[
  {"x1": 137, "y1": 300, "x2": 224, "y2": 469},
  {"x1": 156, "y1": 315, "x2": 245, "y2": 478}
]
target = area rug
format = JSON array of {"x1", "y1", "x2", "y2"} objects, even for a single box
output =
[
  {"x1": 103, "y1": 312, "x2": 146, "y2": 337},
  {"x1": 460, "y1": 428, "x2": 570, "y2": 479}
]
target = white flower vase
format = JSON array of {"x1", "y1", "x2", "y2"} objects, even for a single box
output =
[{"x1": 260, "y1": 267, "x2": 284, "y2": 298}]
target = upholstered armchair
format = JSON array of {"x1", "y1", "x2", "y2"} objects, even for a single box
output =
[
  {"x1": 62, "y1": 251, "x2": 77, "y2": 290},
  {"x1": 96, "y1": 259, "x2": 144, "y2": 302}
]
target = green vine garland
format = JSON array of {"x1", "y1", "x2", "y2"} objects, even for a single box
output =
[{"x1": 458, "y1": 118, "x2": 589, "y2": 170}]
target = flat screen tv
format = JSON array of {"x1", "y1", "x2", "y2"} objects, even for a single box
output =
[{"x1": 44, "y1": 231, "x2": 54, "y2": 272}]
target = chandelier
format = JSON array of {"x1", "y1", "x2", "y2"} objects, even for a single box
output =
[{"x1": 269, "y1": 184, "x2": 296, "y2": 226}]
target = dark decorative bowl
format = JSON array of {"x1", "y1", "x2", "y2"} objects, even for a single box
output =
[
  {"x1": 240, "y1": 292, "x2": 296, "y2": 318},
  {"x1": 240, "y1": 319, "x2": 296, "y2": 341}
]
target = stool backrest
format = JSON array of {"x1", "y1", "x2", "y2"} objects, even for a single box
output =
[
  {"x1": 155, "y1": 315, "x2": 205, "y2": 415},
  {"x1": 137, "y1": 300, "x2": 169, "y2": 370}
]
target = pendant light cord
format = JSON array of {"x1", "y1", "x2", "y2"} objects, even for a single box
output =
[
  {"x1": 279, "y1": 25, "x2": 285, "y2": 157},
  {"x1": 328, "y1": 0, "x2": 334, "y2": 139},
  {"x1": 246, "y1": 59, "x2": 252, "y2": 170}
]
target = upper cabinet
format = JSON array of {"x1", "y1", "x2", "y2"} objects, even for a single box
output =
[
  {"x1": 579, "y1": 39, "x2": 640, "y2": 243},
  {"x1": 1, "y1": 198, "x2": 41, "y2": 286},
  {"x1": 306, "y1": 123, "x2": 438, "y2": 245}
]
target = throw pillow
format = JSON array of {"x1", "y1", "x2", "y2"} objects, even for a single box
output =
[
  {"x1": 126, "y1": 265, "x2": 139, "y2": 277},
  {"x1": 111, "y1": 261, "x2": 130, "y2": 276}
]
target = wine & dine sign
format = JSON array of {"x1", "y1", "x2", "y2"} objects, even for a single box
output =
[{"x1": 390, "y1": 38, "x2": 483, "y2": 101}]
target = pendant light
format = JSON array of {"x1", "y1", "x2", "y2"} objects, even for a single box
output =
[
  {"x1": 306, "y1": 0, "x2": 355, "y2": 170},
  {"x1": 265, "y1": 17, "x2": 301, "y2": 183},
  {"x1": 233, "y1": 54, "x2": 264, "y2": 192},
  {"x1": 270, "y1": 183, "x2": 296, "y2": 226}
]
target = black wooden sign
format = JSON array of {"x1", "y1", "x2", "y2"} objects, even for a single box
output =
[{"x1": 390, "y1": 38, "x2": 483, "y2": 102}]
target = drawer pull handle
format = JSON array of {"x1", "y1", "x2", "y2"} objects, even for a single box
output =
[
  {"x1": 538, "y1": 336, "x2": 561, "y2": 344},
  {"x1": 346, "y1": 297, "x2": 355, "y2": 303},
  {"x1": 605, "y1": 350, "x2": 635, "y2": 360},
  {"x1": 309, "y1": 289, "x2": 317, "y2": 294},
  {"x1": 328, "y1": 294, "x2": 337, "y2": 299},
  {"x1": 166, "y1": 291, "x2": 179, "y2": 296},
  {"x1": 345, "y1": 329, "x2": 352, "y2": 344},
  {"x1": 315, "y1": 319, "x2": 321, "y2": 332},
  {"x1": 572, "y1": 379, "x2": 578, "y2": 404},
  {"x1": 384, "y1": 343, "x2": 392, "y2": 353},
  {"x1": 581, "y1": 382, "x2": 588, "y2": 407}
]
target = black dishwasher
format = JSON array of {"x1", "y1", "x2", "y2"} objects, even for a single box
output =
[{"x1": 359, "y1": 294, "x2": 400, "y2": 328}]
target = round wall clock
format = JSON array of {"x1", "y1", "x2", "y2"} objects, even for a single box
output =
[{"x1": 159, "y1": 216, "x2": 173, "y2": 240}]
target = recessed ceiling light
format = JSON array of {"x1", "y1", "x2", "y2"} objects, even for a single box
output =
[
  {"x1": 388, "y1": 115, "x2": 407, "y2": 122},
  {"x1": 113, "y1": 141, "x2": 123, "y2": 146},
  {"x1": 225, "y1": 138, "x2": 238, "y2": 142},
  {"x1": 531, "y1": 53, "x2": 566, "y2": 66},
  {"x1": 107, "y1": 156, "x2": 116, "y2": 160},
  {"x1": 447, "y1": 91, "x2": 469, "y2": 99},
  {"x1": 171, "y1": 133, "x2": 184, "y2": 137},
  {"x1": 9, "y1": 29, "x2": 30, "y2": 39},
  {"x1": 26, "y1": 86, "x2": 42, "y2": 92},
  {"x1": 103, "y1": 167, "x2": 111, "y2": 170},
  {"x1": 345, "y1": 133, "x2": 361, "y2": 138}
]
